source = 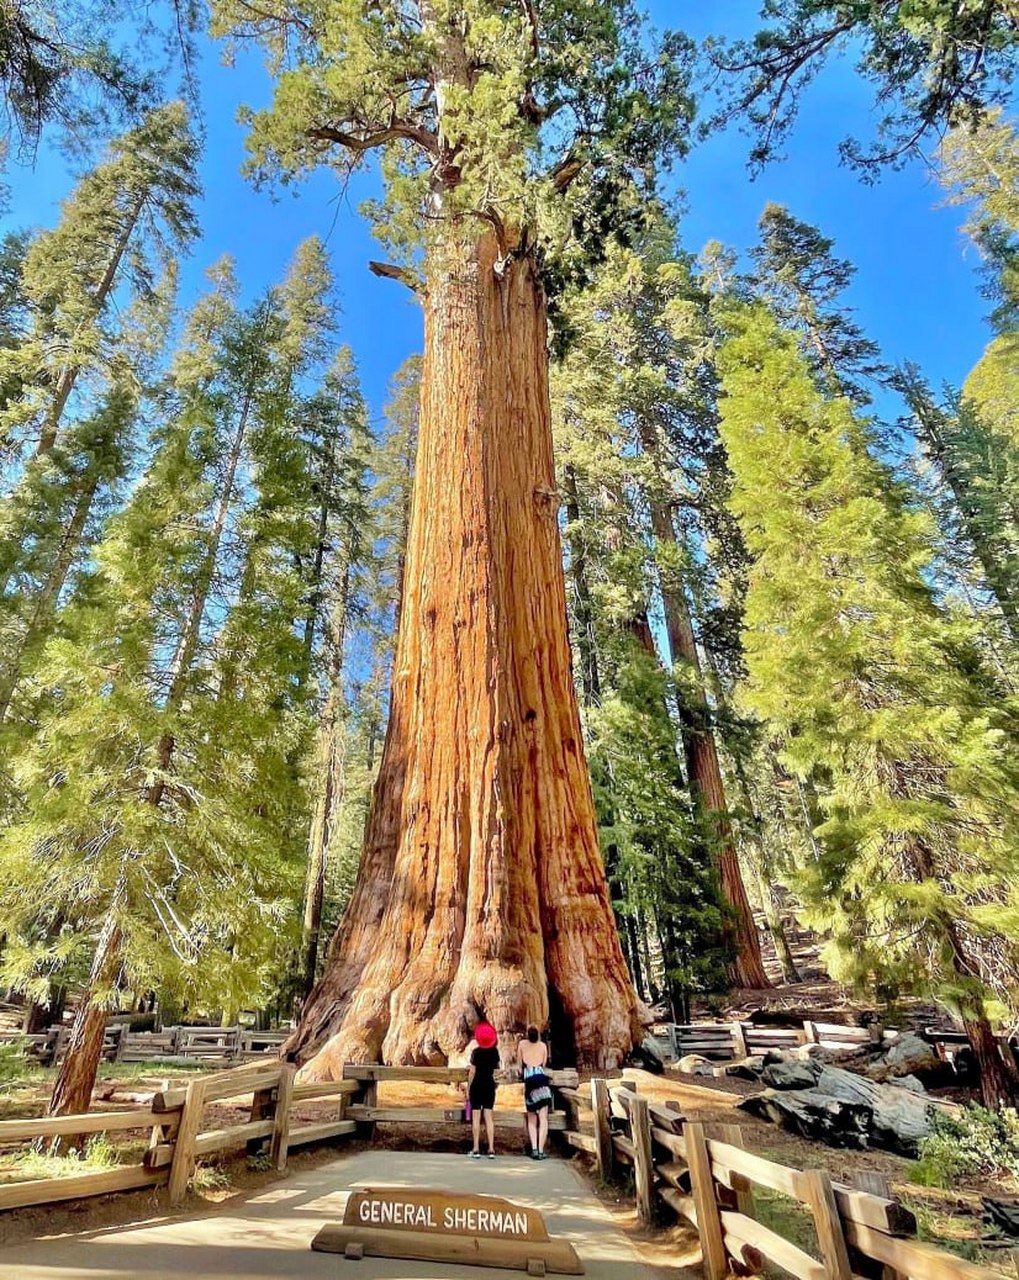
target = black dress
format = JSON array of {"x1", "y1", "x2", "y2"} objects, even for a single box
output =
[{"x1": 468, "y1": 1046, "x2": 499, "y2": 1110}]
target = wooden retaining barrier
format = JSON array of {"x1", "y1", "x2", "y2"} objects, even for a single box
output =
[{"x1": 558, "y1": 1076, "x2": 1001, "y2": 1280}]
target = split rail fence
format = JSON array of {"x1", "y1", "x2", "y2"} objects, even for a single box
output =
[
  {"x1": 0, "y1": 1061, "x2": 1005, "y2": 1280},
  {"x1": 0, "y1": 1025, "x2": 288, "y2": 1068},
  {"x1": 0, "y1": 1061, "x2": 577, "y2": 1214},
  {"x1": 556, "y1": 1076, "x2": 1000, "y2": 1280}
]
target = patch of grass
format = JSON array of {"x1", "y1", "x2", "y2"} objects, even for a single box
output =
[
  {"x1": 190, "y1": 1163, "x2": 231, "y2": 1192},
  {"x1": 246, "y1": 1151, "x2": 273, "y2": 1173},
  {"x1": 752, "y1": 1186, "x2": 819, "y2": 1257},
  {"x1": 95, "y1": 1060, "x2": 208, "y2": 1081},
  {"x1": 0, "y1": 1133, "x2": 122, "y2": 1184},
  {"x1": 905, "y1": 1198, "x2": 1011, "y2": 1271}
]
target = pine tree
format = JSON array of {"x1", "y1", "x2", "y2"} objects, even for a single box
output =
[
  {"x1": 750, "y1": 204, "x2": 884, "y2": 404},
  {"x1": 0, "y1": 100, "x2": 199, "y2": 463},
  {"x1": 0, "y1": 245, "x2": 335, "y2": 1114},
  {"x1": 551, "y1": 226, "x2": 768, "y2": 990},
  {"x1": 939, "y1": 109, "x2": 1019, "y2": 332},
  {"x1": 709, "y1": 1, "x2": 1019, "y2": 172},
  {"x1": 218, "y1": 0, "x2": 696, "y2": 1069},
  {"x1": 299, "y1": 349, "x2": 373, "y2": 1000},
  {"x1": 896, "y1": 362, "x2": 1019, "y2": 644},
  {"x1": 717, "y1": 302, "x2": 1019, "y2": 1107}
]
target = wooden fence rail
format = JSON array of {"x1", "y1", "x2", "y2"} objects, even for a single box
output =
[
  {"x1": 1, "y1": 1060, "x2": 1004, "y2": 1280},
  {"x1": 559, "y1": 1076, "x2": 1000, "y2": 1280},
  {"x1": 648, "y1": 1019, "x2": 1014, "y2": 1067},
  {"x1": 0, "y1": 1062, "x2": 578, "y2": 1215},
  {"x1": 0, "y1": 1025, "x2": 290, "y2": 1068}
]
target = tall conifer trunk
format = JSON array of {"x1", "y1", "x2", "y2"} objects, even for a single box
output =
[
  {"x1": 641, "y1": 484, "x2": 770, "y2": 989},
  {"x1": 288, "y1": 232, "x2": 639, "y2": 1072},
  {"x1": 49, "y1": 916, "x2": 122, "y2": 1118}
]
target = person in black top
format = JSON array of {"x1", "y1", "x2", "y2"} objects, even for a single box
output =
[{"x1": 468, "y1": 1020, "x2": 499, "y2": 1159}]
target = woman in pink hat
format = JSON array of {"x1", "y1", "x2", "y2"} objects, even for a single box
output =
[{"x1": 467, "y1": 1020, "x2": 499, "y2": 1158}]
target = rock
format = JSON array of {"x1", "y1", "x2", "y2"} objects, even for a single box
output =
[
  {"x1": 885, "y1": 1032, "x2": 939, "y2": 1075},
  {"x1": 887, "y1": 1074, "x2": 925, "y2": 1094},
  {"x1": 814, "y1": 1066, "x2": 931, "y2": 1154},
  {"x1": 676, "y1": 1053, "x2": 716, "y2": 1076},
  {"x1": 630, "y1": 1036, "x2": 666, "y2": 1075},
  {"x1": 722, "y1": 1055, "x2": 766, "y2": 1080},
  {"x1": 791, "y1": 1043, "x2": 842, "y2": 1065},
  {"x1": 761, "y1": 1060, "x2": 820, "y2": 1090},
  {"x1": 739, "y1": 1088, "x2": 872, "y2": 1148},
  {"x1": 738, "y1": 1065, "x2": 932, "y2": 1155},
  {"x1": 983, "y1": 1198, "x2": 1019, "y2": 1236}
]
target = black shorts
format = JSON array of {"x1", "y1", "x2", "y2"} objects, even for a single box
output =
[{"x1": 469, "y1": 1080, "x2": 496, "y2": 1111}]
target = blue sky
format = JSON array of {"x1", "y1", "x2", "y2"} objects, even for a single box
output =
[{"x1": 6, "y1": 3, "x2": 996, "y2": 428}]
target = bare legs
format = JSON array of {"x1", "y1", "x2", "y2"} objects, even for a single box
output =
[
  {"x1": 525, "y1": 1107, "x2": 550, "y2": 1157},
  {"x1": 471, "y1": 1108, "x2": 496, "y2": 1155}
]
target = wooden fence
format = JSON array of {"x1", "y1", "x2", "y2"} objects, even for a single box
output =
[
  {"x1": 646, "y1": 1019, "x2": 1000, "y2": 1065},
  {"x1": 0, "y1": 1025, "x2": 289, "y2": 1068},
  {"x1": 555, "y1": 1076, "x2": 1000, "y2": 1280},
  {"x1": 648, "y1": 1021, "x2": 889, "y2": 1064},
  {"x1": 0, "y1": 1061, "x2": 577, "y2": 1214},
  {"x1": 0, "y1": 1061, "x2": 1004, "y2": 1279}
]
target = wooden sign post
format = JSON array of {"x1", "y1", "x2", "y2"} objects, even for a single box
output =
[{"x1": 312, "y1": 1187, "x2": 584, "y2": 1275}]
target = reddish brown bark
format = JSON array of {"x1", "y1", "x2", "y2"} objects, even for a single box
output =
[
  {"x1": 49, "y1": 917, "x2": 121, "y2": 1118},
  {"x1": 963, "y1": 1012, "x2": 1019, "y2": 1109},
  {"x1": 287, "y1": 232, "x2": 639, "y2": 1073}
]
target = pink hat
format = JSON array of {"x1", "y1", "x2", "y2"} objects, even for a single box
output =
[{"x1": 475, "y1": 1022, "x2": 497, "y2": 1049}]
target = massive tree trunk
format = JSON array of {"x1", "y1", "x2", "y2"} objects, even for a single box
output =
[{"x1": 287, "y1": 231, "x2": 639, "y2": 1073}]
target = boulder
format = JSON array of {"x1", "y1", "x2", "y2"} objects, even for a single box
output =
[
  {"x1": 887, "y1": 1074, "x2": 925, "y2": 1094},
  {"x1": 814, "y1": 1066, "x2": 932, "y2": 1153},
  {"x1": 791, "y1": 1043, "x2": 840, "y2": 1064},
  {"x1": 884, "y1": 1032, "x2": 939, "y2": 1075},
  {"x1": 675, "y1": 1053, "x2": 716, "y2": 1076},
  {"x1": 739, "y1": 1088, "x2": 872, "y2": 1148},
  {"x1": 628, "y1": 1036, "x2": 666, "y2": 1075},
  {"x1": 761, "y1": 1059, "x2": 820, "y2": 1090},
  {"x1": 738, "y1": 1065, "x2": 932, "y2": 1155},
  {"x1": 722, "y1": 1055, "x2": 766, "y2": 1080}
]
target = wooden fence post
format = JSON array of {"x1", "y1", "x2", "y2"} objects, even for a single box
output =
[
  {"x1": 730, "y1": 1023, "x2": 748, "y2": 1060},
  {"x1": 803, "y1": 1167, "x2": 853, "y2": 1280},
  {"x1": 355, "y1": 1077, "x2": 378, "y2": 1141},
  {"x1": 248, "y1": 1075, "x2": 276, "y2": 1157},
  {"x1": 719, "y1": 1125, "x2": 755, "y2": 1217},
  {"x1": 271, "y1": 1064, "x2": 296, "y2": 1172},
  {"x1": 849, "y1": 1172, "x2": 901, "y2": 1280},
  {"x1": 685, "y1": 1121, "x2": 728, "y2": 1280},
  {"x1": 168, "y1": 1078, "x2": 206, "y2": 1205},
  {"x1": 590, "y1": 1077, "x2": 614, "y2": 1182},
  {"x1": 630, "y1": 1096, "x2": 655, "y2": 1226}
]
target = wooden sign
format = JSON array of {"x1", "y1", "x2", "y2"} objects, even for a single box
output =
[{"x1": 312, "y1": 1186, "x2": 584, "y2": 1274}]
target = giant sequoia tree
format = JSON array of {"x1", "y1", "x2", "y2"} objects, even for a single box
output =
[{"x1": 215, "y1": 0, "x2": 694, "y2": 1069}]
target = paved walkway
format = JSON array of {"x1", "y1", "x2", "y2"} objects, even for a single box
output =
[{"x1": 2, "y1": 1151, "x2": 669, "y2": 1279}]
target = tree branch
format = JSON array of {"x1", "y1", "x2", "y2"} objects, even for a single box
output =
[
  {"x1": 307, "y1": 120, "x2": 439, "y2": 156},
  {"x1": 369, "y1": 261, "x2": 421, "y2": 293}
]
